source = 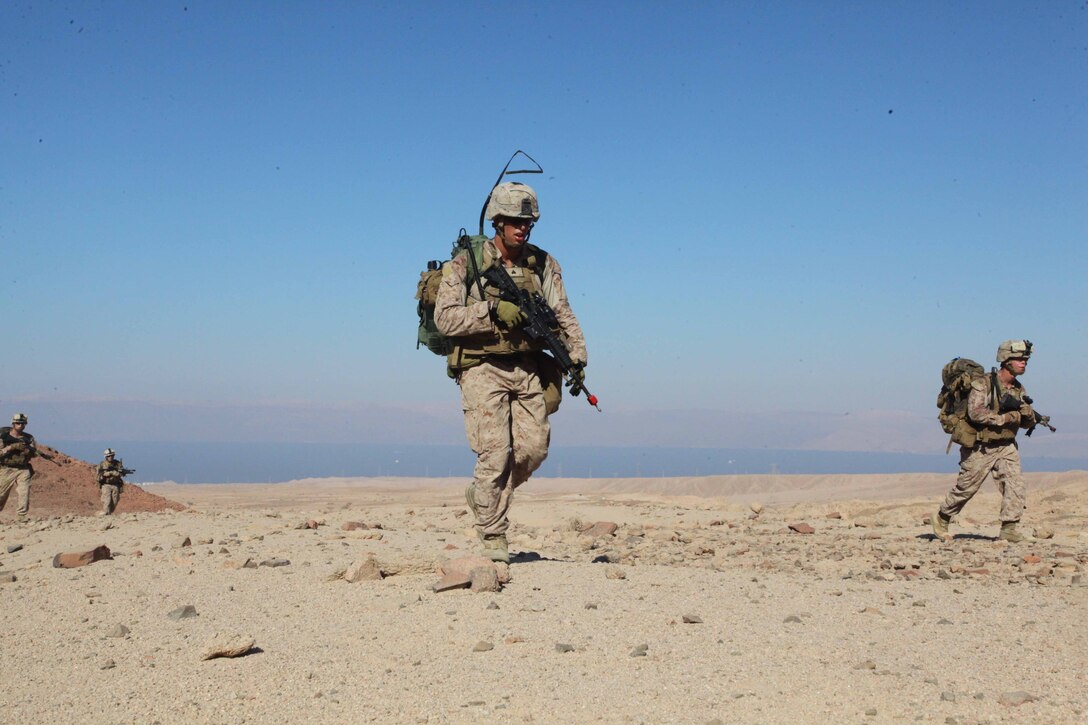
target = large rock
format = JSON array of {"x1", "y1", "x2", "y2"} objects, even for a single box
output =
[
  {"x1": 53, "y1": 545, "x2": 112, "y2": 568},
  {"x1": 581, "y1": 521, "x2": 619, "y2": 538}
]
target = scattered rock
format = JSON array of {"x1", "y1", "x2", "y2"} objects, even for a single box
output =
[
  {"x1": 555, "y1": 643, "x2": 575, "y2": 653},
  {"x1": 783, "y1": 615, "x2": 802, "y2": 624},
  {"x1": 997, "y1": 691, "x2": 1036, "y2": 707},
  {"x1": 6, "y1": 544, "x2": 23, "y2": 553},
  {"x1": 473, "y1": 641, "x2": 493, "y2": 652},
  {"x1": 173, "y1": 537, "x2": 192, "y2": 549},
  {"x1": 168, "y1": 605, "x2": 198, "y2": 621},
  {"x1": 201, "y1": 633, "x2": 256, "y2": 660},
  {"x1": 1033, "y1": 528, "x2": 1054, "y2": 540},
  {"x1": 438, "y1": 556, "x2": 510, "y2": 584},
  {"x1": 605, "y1": 566, "x2": 626, "y2": 580},
  {"x1": 99, "y1": 659, "x2": 116, "y2": 670},
  {"x1": 341, "y1": 521, "x2": 368, "y2": 531},
  {"x1": 750, "y1": 502, "x2": 763, "y2": 515},
  {"x1": 941, "y1": 691, "x2": 956, "y2": 702},
  {"x1": 854, "y1": 660, "x2": 876, "y2": 670},
  {"x1": 106, "y1": 624, "x2": 130, "y2": 638},
  {"x1": 630, "y1": 644, "x2": 649, "y2": 657},
  {"x1": 344, "y1": 557, "x2": 383, "y2": 583},
  {"x1": 581, "y1": 521, "x2": 619, "y2": 538},
  {"x1": 788, "y1": 522, "x2": 815, "y2": 535},
  {"x1": 0, "y1": 572, "x2": 16, "y2": 583},
  {"x1": 469, "y1": 566, "x2": 500, "y2": 593},
  {"x1": 53, "y1": 545, "x2": 112, "y2": 569},
  {"x1": 826, "y1": 512, "x2": 842, "y2": 519},
  {"x1": 682, "y1": 614, "x2": 703, "y2": 624},
  {"x1": 432, "y1": 572, "x2": 472, "y2": 592},
  {"x1": 259, "y1": 558, "x2": 290, "y2": 568}
]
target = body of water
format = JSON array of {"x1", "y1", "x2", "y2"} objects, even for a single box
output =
[{"x1": 51, "y1": 441, "x2": 1088, "y2": 484}]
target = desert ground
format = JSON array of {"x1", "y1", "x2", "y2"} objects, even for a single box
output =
[{"x1": 1, "y1": 468, "x2": 1086, "y2": 724}]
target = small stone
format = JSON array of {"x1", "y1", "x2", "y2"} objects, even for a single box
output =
[
  {"x1": 173, "y1": 536, "x2": 192, "y2": 549},
  {"x1": 168, "y1": 605, "x2": 198, "y2": 620},
  {"x1": 53, "y1": 545, "x2": 112, "y2": 569},
  {"x1": 344, "y1": 557, "x2": 383, "y2": 583},
  {"x1": 682, "y1": 614, "x2": 703, "y2": 624},
  {"x1": 555, "y1": 643, "x2": 575, "y2": 653},
  {"x1": 784, "y1": 615, "x2": 802, "y2": 624},
  {"x1": 1033, "y1": 528, "x2": 1054, "y2": 540},
  {"x1": 503, "y1": 635, "x2": 524, "y2": 644},
  {"x1": 432, "y1": 572, "x2": 472, "y2": 592},
  {"x1": 259, "y1": 558, "x2": 290, "y2": 568},
  {"x1": 201, "y1": 633, "x2": 256, "y2": 660},
  {"x1": 99, "y1": 659, "x2": 116, "y2": 670},
  {"x1": 0, "y1": 572, "x2": 16, "y2": 583},
  {"x1": 998, "y1": 691, "x2": 1036, "y2": 707},
  {"x1": 486, "y1": 601, "x2": 499, "y2": 610},
  {"x1": 788, "y1": 522, "x2": 815, "y2": 535},
  {"x1": 605, "y1": 566, "x2": 626, "y2": 580},
  {"x1": 581, "y1": 521, "x2": 619, "y2": 538},
  {"x1": 106, "y1": 624, "x2": 130, "y2": 638},
  {"x1": 941, "y1": 691, "x2": 955, "y2": 702},
  {"x1": 584, "y1": 602, "x2": 598, "y2": 610},
  {"x1": 472, "y1": 641, "x2": 493, "y2": 652},
  {"x1": 865, "y1": 708, "x2": 877, "y2": 716},
  {"x1": 937, "y1": 618, "x2": 953, "y2": 625},
  {"x1": 854, "y1": 660, "x2": 876, "y2": 670},
  {"x1": 470, "y1": 566, "x2": 501, "y2": 593},
  {"x1": 630, "y1": 644, "x2": 649, "y2": 657},
  {"x1": 6, "y1": 544, "x2": 23, "y2": 553},
  {"x1": 341, "y1": 521, "x2": 369, "y2": 531},
  {"x1": 750, "y1": 502, "x2": 763, "y2": 515}
]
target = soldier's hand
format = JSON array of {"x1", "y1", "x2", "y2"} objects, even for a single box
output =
[
  {"x1": 494, "y1": 301, "x2": 524, "y2": 328},
  {"x1": 1019, "y1": 403, "x2": 1035, "y2": 419},
  {"x1": 1003, "y1": 411, "x2": 1021, "y2": 426},
  {"x1": 567, "y1": 365, "x2": 586, "y2": 387}
]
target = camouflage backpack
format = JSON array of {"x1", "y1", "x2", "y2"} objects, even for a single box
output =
[
  {"x1": 415, "y1": 233, "x2": 489, "y2": 356},
  {"x1": 936, "y1": 357, "x2": 990, "y2": 452}
]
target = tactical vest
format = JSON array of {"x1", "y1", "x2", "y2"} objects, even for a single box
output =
[
  {"x1": 974, "y1": 373, "x2": 1025, "y2": 445},
  {"x1": 447, "y1": 242, "x2": 550, "y2": 372},
  {"x1": 97, "y1": 459, "x2": 125, "y2": 485},
  {"x1": 0, "y1": 428, "x2": 37, "y2": 468}
]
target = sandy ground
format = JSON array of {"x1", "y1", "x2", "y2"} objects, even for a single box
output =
[{"x1": 2, "y1": 471, "x2": 1086, "y2": 724}]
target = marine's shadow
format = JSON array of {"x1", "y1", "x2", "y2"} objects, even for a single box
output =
[
  {"x1": 510, "y1": 551, "x2": 570, "y2": 564},
  {"x1": 916, "y1": 533, "x2": 999, "y2": 543}
]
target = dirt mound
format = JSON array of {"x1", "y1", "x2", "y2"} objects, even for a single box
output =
[{"x1": 0, "y1": 445, "x2": 184, "y2": 519}]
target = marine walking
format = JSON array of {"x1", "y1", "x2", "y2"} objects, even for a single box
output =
[
  {"x1": 932, "y1": 340, "x2": 1049, "y2": 543},
  {"x1": 96, "y1": 448, "x2": 135, "y2": 516},
  {"x1": 432, "y1": 172, "x2": 590, "y2": 563},
  {"x1": 0, "y1": 413, "x2": 54, "y2": 522}
]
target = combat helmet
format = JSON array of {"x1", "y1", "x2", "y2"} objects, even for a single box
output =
[
  {"x1": 11, "y1": 413, "x2": 27, "y2": 424},
  {"x1": 996, "y1": 339, "x2": 1032, "y2": 363},
  {"x1": 104, "y1": 448, "x2": 116, "y2": 457},
  {"x1": 485, "y1": 182, "x2": 540, "y2": 222}
]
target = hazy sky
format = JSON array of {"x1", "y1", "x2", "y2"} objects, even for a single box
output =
[{"x1": 3, "y1": 2, "x2": 1085, "y2": 451}]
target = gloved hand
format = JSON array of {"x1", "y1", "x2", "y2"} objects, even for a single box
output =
[
  {"x1": 1003, "y1": 411, "x2": 1021, "y2": 426},
  {"x1": 1019, "y1": 403, "x2": 1035, "y2": 419},
  {"x1": 567, "y1": 365, "x2": 586, "y2": 387},
  {"x1": 494, "y1": 301, "x2": 524, "y2": 328}
]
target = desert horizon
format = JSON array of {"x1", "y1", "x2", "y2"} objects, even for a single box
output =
[{"x1": 3, "y1": 454, "x2": 1086, "y2": 723}]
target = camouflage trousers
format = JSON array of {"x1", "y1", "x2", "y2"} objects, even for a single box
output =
[
  {"x1": 459, "y1": 356, "x2": 550, "y2": 537},
  {"x1": 100, "y1": 483, "x2": 122, "y2": 515},
  {"x1": 940, "y1": 442, "x2": 1025, "y2": 523},
  {"x1": 0, "y1": 466, "x2": 32, "y2": 516}
]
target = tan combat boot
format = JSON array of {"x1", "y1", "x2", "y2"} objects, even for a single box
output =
[
  {"x1": 931, "y1": 510, "x2": 951, "y2": 542},
  {"x1": 480, "y1": 534, "x2": 510, "y2": 564},
  {"x1": 998, "y1": 522, "x2": 1030, "y2": 543}
]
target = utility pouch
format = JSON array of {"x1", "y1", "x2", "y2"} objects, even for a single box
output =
[{"x1": 536, "y1": 353, "x2": 563, "y2": 415}]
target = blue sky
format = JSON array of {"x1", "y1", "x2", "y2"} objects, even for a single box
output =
[{"x1": 3, "y1": 2, "x2": 1085, "y2": 456}]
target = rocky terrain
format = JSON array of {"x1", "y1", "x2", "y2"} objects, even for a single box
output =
[{"x1": 1, "y1": 472, "x2": 1085, "y2": 723}]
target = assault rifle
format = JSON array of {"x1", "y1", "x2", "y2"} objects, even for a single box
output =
[
  {"x1": 479, "y1": 263, "x2": 600, "y2": 411},
  {"x1": 120, "y1": 467, "x2": 136, "y2": 476},
  {"x1": 999, "y1": 393, "x2": 1056, "y2": 437}
]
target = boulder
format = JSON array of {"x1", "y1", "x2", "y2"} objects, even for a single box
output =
[{"x1": 53, "y1": 545, "x2": 112, "y2": 568}]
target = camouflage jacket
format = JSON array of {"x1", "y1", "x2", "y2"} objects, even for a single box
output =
[
  {"x1": 434, "y1": 237, "x2": 587, "y2": 366},
  {"x1": 96, "y1": 459, "x2": 126, "y2": 486},
  {"x1": 967, "y1": 374, "x2": 1029, "y2": 444},
  {"x1": 0, "y1": 428, "x2": 39, "y2": 469}
]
